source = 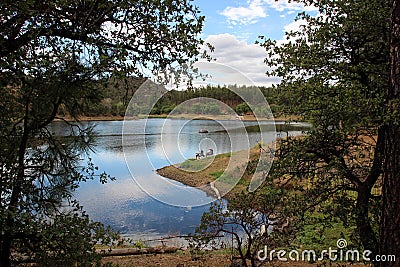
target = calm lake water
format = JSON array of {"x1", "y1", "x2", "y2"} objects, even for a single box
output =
[{"x1": 50, "y1": 118, "x2": 306, "y2": 240}]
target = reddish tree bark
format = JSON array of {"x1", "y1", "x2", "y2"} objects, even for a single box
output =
[{"x1": 380, "y1": 0, "x2": 400, "y2": 266}]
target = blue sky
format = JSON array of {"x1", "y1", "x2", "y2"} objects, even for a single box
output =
[{"x1": 191, "y1": 0, "x2": 318, "y2": 86}]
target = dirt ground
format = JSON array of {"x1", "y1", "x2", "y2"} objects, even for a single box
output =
[
  {"x1": 102, "y1": 253, "x2": 372, "y2": 267},
  {"x1": 102, "y1": 253, "x2": 231, "y2": 267}
]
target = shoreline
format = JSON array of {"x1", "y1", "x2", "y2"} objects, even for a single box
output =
[
  {"x1": 156, "y1": 148, "x2": 263, "y2": 202},
  {"x1": 55, "y1": 115, "x2": 127, "y2": 121},
  {"x1": 56, "y1": 114, "x2": 302, "y2": 122}
]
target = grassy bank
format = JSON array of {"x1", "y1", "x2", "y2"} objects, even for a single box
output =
[{"x1": 157, "y1": 147, "x2": 264, "y2": 201}]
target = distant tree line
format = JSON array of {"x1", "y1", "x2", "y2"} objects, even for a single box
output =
[
  {"x1": 57, "y1": 77, "x2": 146, "y2": 117},
  {"x1": 149, "y1": 84, "x2": 279, "y2": 116},
  {"x1": 63, "y1": 79, "x2": 286, "y2": 117}
]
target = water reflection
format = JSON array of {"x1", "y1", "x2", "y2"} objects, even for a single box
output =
[{"x1": 49, "y1": 119, "x2": 305, "y2": 239}]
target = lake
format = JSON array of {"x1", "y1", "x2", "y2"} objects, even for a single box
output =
[{"x1": 50, "y1": 118, "x2": 306, "y2": 241}]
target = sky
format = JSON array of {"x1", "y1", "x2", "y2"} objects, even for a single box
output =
[{"x1": 191, "y1": 0, "x2": 318, "y2": 86}]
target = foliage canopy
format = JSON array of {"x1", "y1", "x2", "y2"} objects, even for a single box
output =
[
  {"x1": 0, "y1": 0, "x2": 206, "y2": 265},
  {"x1": 259, "y1": 0, "x2": 391, "y2": 256}
]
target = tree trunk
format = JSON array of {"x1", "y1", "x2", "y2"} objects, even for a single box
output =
[
  {"x1": 0, "y1": 237, "x2": 12, "y2": 267},
  {"x1": 356, "y1": 184, "x2": 378, "y2": 255},
  {"x1": 379, "y1": 0, "x2": 400, "y2": 266},
  {"x1": 0, "y1": 112, "x2": 30, "y2": 267}
]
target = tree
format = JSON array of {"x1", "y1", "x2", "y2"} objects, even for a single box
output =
[
  {"x1": 0, "y1": 0, "x2": 206, "y2": 265},
  {"x1": 235, "y1": 102, "x2": 251, "y2": 115},
  {"x1": 260, "y1": 0, "x2": 391, "y2": 257},
  {"x1": 379, "y1": 0, "x2": 400, "y2": 265},
  {"x1": 190, "y1": 188, "x2": 296, "y2": 267}
]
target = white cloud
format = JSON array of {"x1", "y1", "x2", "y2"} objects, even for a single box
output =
[
  {"x1": 202, "y1": 33, "x2": 280, "y2": 86},
  {"x1": 220, "y1": 0, "x2": 317, "y2": 26},
  {"x1": 284, "y1": 19, "x2": 307, "y2": 34},
  {"x1": 220, "y1": 0, "x2": 267, "y2": 25},
  {"x1": 262, "y1": 0, "x2": 317, "y2": 12}
]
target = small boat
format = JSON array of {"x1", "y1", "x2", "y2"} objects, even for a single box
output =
[{"x1": 199, "y1": 128, "x2": 208, "y2": 133}]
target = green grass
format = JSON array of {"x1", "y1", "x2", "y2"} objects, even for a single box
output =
[
  {"x1": 215, "y1": 152, "x2": 231, "y2": 158},
  {"x1": 210, "y1": 170, "x2": 224, "y2": 178},
  {"x1": 180, "y1": 157, "x2": 214, "y2": 172},
  {"x1": 291, "y1": 212, "x2": 356, "y2": 251}
]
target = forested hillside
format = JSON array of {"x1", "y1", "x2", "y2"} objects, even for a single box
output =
[{"x1": 60, "y1": 77, "x2": 285, "y2": 117}]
